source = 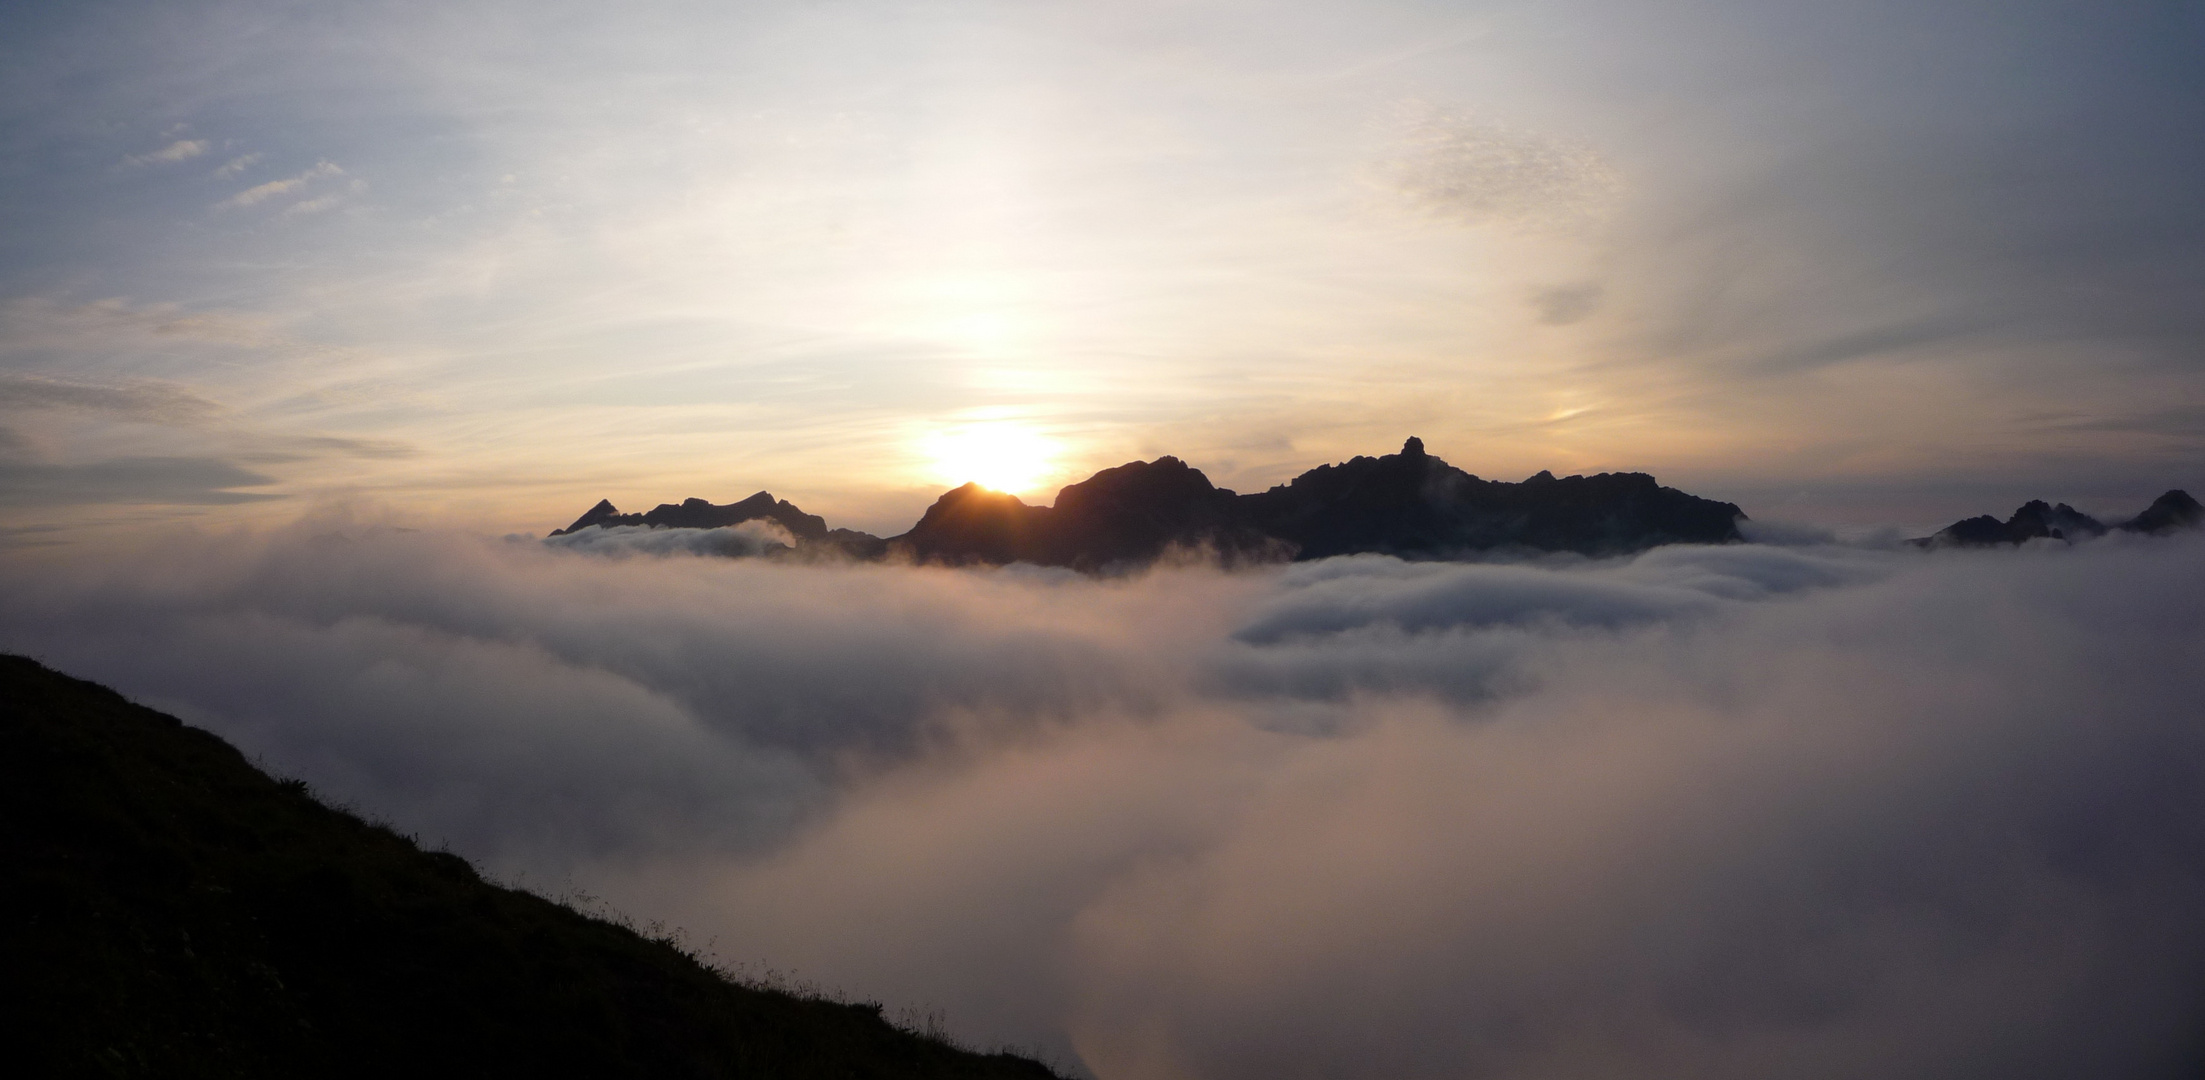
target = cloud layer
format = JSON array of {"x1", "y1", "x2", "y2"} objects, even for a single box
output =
[{"x1": 4, "y1": 525, "x2": 2202, "y2": 1077}]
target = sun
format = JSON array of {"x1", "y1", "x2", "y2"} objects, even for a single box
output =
[{"x1": 921, "y1": 422, "x2": 1058, "y2": 495}]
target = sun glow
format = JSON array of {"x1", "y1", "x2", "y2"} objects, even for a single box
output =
[{"x1": 921, "y1": 422, "x2": 1059, "y2": 495}]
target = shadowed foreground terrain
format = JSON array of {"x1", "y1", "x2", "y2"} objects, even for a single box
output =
[{"x1": 0, "y1": 655, "x2": 1061, "y2": 1080}]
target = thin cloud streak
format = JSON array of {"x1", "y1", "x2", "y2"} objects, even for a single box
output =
[
  {"x1": 220, "y1": 161, "x2": 343, "y2": 209},
  {"x1": 122, "y1": 138, "x2": 209, "y2": 167},
  {"x1": 213, "y1": 152, "x2": 263, "y2": 177}
]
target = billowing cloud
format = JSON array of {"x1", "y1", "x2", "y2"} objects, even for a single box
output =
[{"x1": 3, "y1": 523, "x2": 2201, "y2": 1077}]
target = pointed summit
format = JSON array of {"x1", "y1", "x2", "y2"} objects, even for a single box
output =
[
  {"x1": 550, "y1": 498, "x2": 622, "y2": 536},
  {"x1": 2121, "y1": 490, "x2": 2203, "y2": 534}
]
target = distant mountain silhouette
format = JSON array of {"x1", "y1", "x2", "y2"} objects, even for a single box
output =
[
  {"x1": 1237, "y1": 437, "x2": 1743, "y2": 561},
  {"x1": 1911, "y1": 490, "x2": 2201, "y2": 548},
  {"x1": 552, "y1": 490, "x2": 825, "y2": 539},
  {"x1": 2124, "y1": 490, "x2": 2205, "y2": 535},
  {"x1": 888, "y1": 438, "x2": 1745, "y2": 568},
  {"x1": 550, "y1": 492, "x2": 887, "y2": 558},
  {"x1": 889, "y1": 457, "x2": 1281, "y2": 570},
  {"x1": 550, "y1": 439, "x2": 1745, "y2": 569},
  {"x1": 0, "y1": 654, "x2": 1060, "y2": 1080}
]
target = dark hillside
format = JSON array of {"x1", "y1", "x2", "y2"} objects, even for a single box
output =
[{"x1": 0, "y1": 655, "x2": 1060, "y2": 1080}]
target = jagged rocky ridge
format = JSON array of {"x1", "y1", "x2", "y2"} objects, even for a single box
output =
[
  {"x1": 551, "y1": 438, "x2": 1746, "y2": 569},
  {"x1": 552, "y1": 491, "x2": 888, "y2": 558},
  {"x1": 1911, "y1": 490, "x2": 2203, "y2": 548}
]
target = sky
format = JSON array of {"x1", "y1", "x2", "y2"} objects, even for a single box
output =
[
  {"x1": 8, "y1": 8, "x2": 2205, "y2": 1073},
  {"x1": 3, "y1": 0, "x2": 2203, "y2": 543}
]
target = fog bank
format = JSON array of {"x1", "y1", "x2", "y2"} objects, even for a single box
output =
[{"x1": 3, "y1": 523, "x2": 2201, "y2": 1077}]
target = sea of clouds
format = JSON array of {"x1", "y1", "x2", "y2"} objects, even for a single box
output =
[{"x1": 4, "y1": 521, "x2": 2203, "y2": 1078}]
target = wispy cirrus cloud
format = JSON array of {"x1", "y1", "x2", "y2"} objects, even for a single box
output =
[
  {"x1": 220, "y1": 161, "x2": 343, "y2": 209},
  {"x1": 0, "y1": 454, "x2": 281, "y2": 507},
  {"x1": 280, "y1": 190, "x2": 353, "y2": 217},
  {"x1": 212, "y1": 152, "x2": 263, "y2": 178},
  {"x1": 1380, "y1": 101, "x2": 1623, "y2": 227},
  {"x1": 0, "y1": 374, "x2": 221, "y2": 424},
  {"x1": 122, "y1": 138, "x2": 210, "y2": 168}
]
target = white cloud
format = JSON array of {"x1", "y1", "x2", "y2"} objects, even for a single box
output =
[
  {"x1": 3, "y1": 524, "x2": 2202, "y2": 1075},
  {"x1": 213, "y1": 152, "x2": 264, "y2": 178},
  {"x1": 1380, "y1": 102, "x2": 1623, "y2": 227},
  {"x1": 123, "y1": 138, "x2": 210, "y2": 167},
  {"x1": 280, "y1": 194, "x2": 343, "y2": 217},
  {"x1": 220, "y1": 161, "x2": 344, "y2": 209}
]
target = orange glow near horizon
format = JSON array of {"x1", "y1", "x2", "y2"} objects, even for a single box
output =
[{"x1": 920, "y1": 421, "x2": 1059, "y2": 496}]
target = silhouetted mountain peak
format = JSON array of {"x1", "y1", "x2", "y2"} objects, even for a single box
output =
[
  {"x1": 1054, "y1": 456, "x2": 1224, "y2": 512},
  {"x1": 550, "y1": 440, "x2": 1748, "y2": 570},
  {"x1": 1913, "y1": 489, "x2": 2197, "y2": 547},
  {"x1": 2000, "y1": 500, "x2": 2108, "y2": 542},
  {"x1": 894, "y1": 484, "x2": 1042, "y2": 566},
  {"x1": 558, "y1": 498, "x2": 625, "y2": 534},
  {"x1": 2126, "y1": 489, "x2": 2202, "y2": 535},
  {"x1": 883, "y1": 440, "x2": 1743, "y2": 568},
  {"x1": 548, "y1": 491, "x2": 846, "y2": 544},
  {"x1": 923, "y1": 482, "x2": 1034, "y2": 515}
]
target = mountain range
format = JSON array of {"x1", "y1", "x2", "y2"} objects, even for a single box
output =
[
  {"x1": 1910, "y1": 490, "x2": 2203, "y2": 548},
  {"x1": 552, "y1": 438, "x2": 1748, "y2": 568},
  {"x1": 551, "y1": 440, "x2": 2202, "y2": 565}
]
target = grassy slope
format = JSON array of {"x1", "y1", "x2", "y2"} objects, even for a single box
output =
[{"x1": 0, "y1": 655, "x2": 1061, "y2": 1080}]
